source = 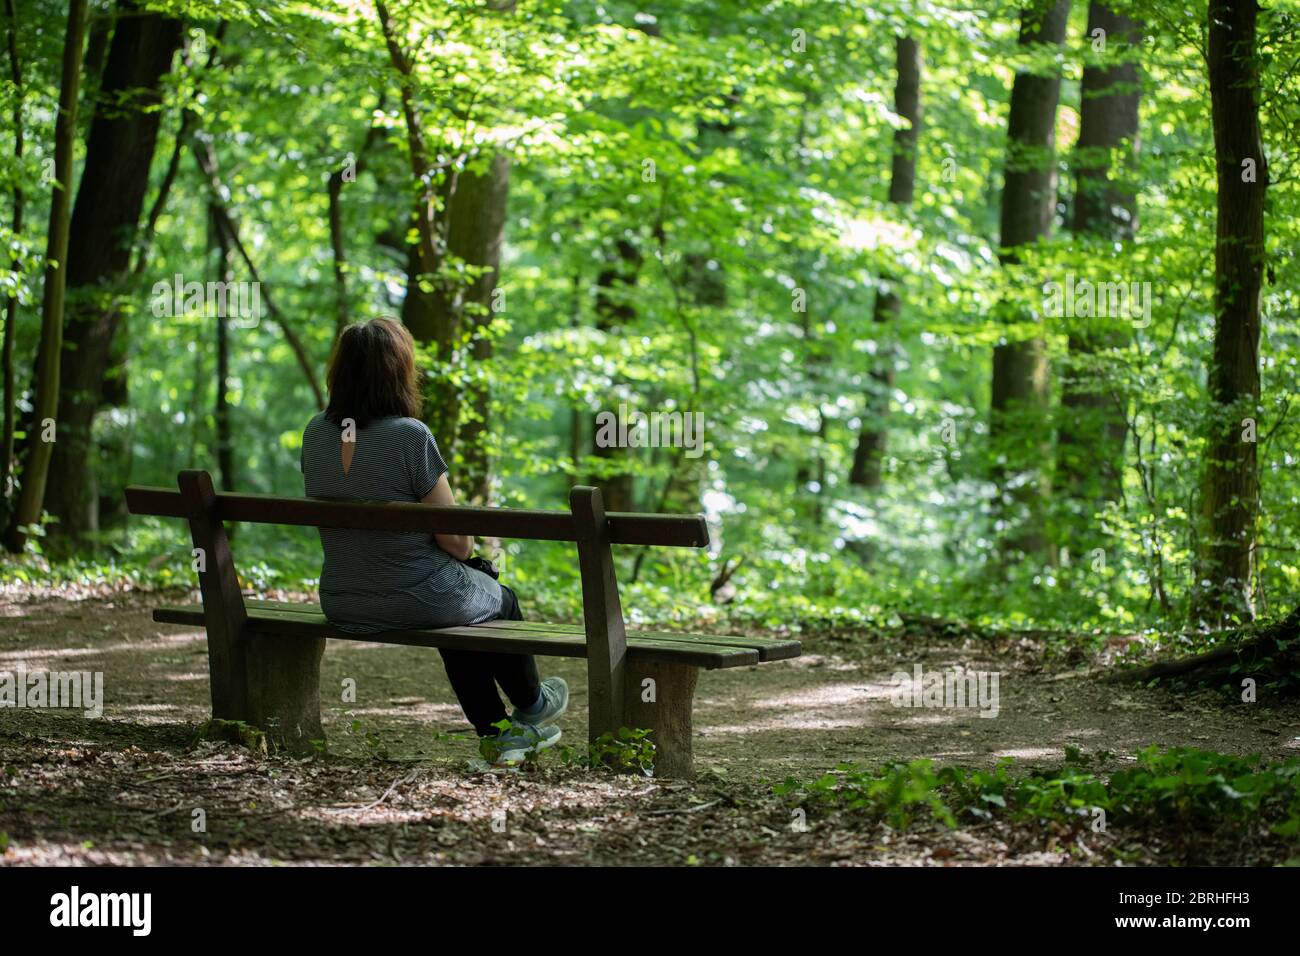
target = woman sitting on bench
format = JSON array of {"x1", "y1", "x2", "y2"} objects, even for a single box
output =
[{"x1": 300, "y1": 316, "x2": 568, "y2": 764}]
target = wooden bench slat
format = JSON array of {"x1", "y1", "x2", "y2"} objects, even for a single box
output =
[
  {"x1": 154, "y1": 605, "x2": 758, "y2": 670},
  {"x1": 124, "y1": 486, "x2": 709, "y2": 547},
  {"x1": 246, "y1": 599, "x2": 801, "y2": 662},
  {"x1": 241, "y1": 605, "x2": 755, "y2": 669},
  {"x1": 490, "y1": 621, "x2": 803, "y2": 662}
]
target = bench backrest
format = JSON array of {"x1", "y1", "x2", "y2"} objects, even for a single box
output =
[
  {"x1": 124, "y1": 470, "x2": 710, "y2": 747},
  {"x1": 123, "y1": 484, "x2": 708, "y2": 546}
]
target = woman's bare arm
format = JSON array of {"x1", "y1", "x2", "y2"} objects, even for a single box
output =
[{"x1": 422, "y1": 473, "x2": 473, "y2": 560}]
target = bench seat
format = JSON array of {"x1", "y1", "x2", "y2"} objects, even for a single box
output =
[{"x1": 154, "y1": 600, "x2": 800, "y2": 670}]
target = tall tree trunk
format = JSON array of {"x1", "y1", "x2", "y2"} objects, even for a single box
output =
[
  {"x1": 989, "y1": 0, "x2": 1070, "y2": 561},
  {"x1": 1, "y1": 0, "x2": 24, "y2": 518},
  {"x1": 850, "y1": 36, "x2": 922, "y2": 489},
  {"x1": 40, "y1": 0, "x2": 182, "y2": 543},
  {"x1": 1197, "y1": 0, "x2": 1267, "y2": 622},
  {"x1": 672, "y1": 117, "x2": 732, "y2": 516},
  {"x1": 327, "y1": 97, "x2": 385, "y2": 340},
  {"x1": 449, "y1": 152, "x2": 510, "y2": 505},
  {"x1": 590, "y1": 236, "x2": 642, "y2": 513},
  {"x1": 80, "y1": 8, "x2": 112, "y2": 113},
  {"x1": 1056, "y1": 3, "x2": 1141, "y2": 509},
  {"x1": 212, "y1": 202, "x2": 235, "y2": 492},
  {"x1": 4, "y1": 0, "x2": 87, "y2": 551},
  {"x1": 568, "y1": 270, "x2": 584, "y2": 472}
]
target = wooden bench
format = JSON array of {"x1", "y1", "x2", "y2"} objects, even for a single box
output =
[{"x1": 124, "y1": 469, "x2": 800, "y2": 778}]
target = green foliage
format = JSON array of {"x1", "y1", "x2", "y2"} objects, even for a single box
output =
[
  {"x1": 477, "y1": 720, "x2": 515, "y2": 766},
  {"x1": 348, "y1": 719, "x2": 390, "y2": 761},
  {"x1": 776, "y1": 759, "x2": 958, "y2": 829},
  {"x1": 556, "y1": 726, "x2": 657, "y2": 775},
  {"x1": 777, "y1": 747, "x2": 1300, "y2": 839},
  {"x1": 1, "y1": 0, "x2": 1298, "y2": 641}
]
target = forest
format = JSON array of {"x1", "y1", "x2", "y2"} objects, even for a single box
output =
[{"x1": 1, "y1": 0, "x2": 1300, "y2": 879}]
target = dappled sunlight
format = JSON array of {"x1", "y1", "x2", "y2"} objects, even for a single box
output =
[
  {"x1": 160, "y1": 672, "x2": 209, "y2": 682},
  {"x1": 705, "y1": 715, "x2": 873, "y2": 736},
  {"x1": 0, "y1": 631, "x2": 202, "y2": 664},
  {"x1": 784, "y1": 654, "x2": 863, "y2": 673},
  {"x1": 0, "y1": 0, "x2": 1298, "y2": 873},
  {"x1": 993, "y1": 747, "x2": 1061, "y2": 760},
  {"x1": 716, "y1": 680, "x2": 895, "y2": 712},
  {"x1": 892, "y1": 711, "x2": 964, "y2": 727},
  {"x1": 341, "y1": 702, "x2": 461, "y2": 722},
  {"x1": 115, "y1": 703, "x2": 185, "y2": 714}
]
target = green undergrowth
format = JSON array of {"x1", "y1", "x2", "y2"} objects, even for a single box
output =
[
  {"x1": 3, "y1": 522, "x2": 1157, "y2": 641},
  {"x1": 775, "y1": 747, "x2": 1300, "y2": 847},
  {"x1": 6, "y1": 520, "x2": 1290, "y2": 665}
]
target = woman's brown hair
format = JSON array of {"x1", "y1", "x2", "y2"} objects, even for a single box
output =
[{"x1": 325, "y1": 317, "x2": 423, "y2": 428}]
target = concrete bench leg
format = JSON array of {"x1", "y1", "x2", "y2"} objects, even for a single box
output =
[
  {"x1": 623, "y1": 661, "x2": 699, "y2": 780},
  {"x1": 242, "y1": 633, "x2": 325, "y2": 755}
]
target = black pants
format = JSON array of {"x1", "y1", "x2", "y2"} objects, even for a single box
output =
[{"x1": 438, "y1": 584, "x2": 541, "y2": 737}]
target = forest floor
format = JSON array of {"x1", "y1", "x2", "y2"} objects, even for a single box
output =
[{"x1": 2, "y1": 586, "x2": 1298, "y2": 866}]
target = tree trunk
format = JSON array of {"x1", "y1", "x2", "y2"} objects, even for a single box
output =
[
  {"x1": 80, "y1": 8, "x2": 112, "y2": 114},
  {"x1": 212, "y1": 203, "x2": 235, "y2": 492},
  {"x1": 850, "y1": 36, "x2": 921, "y2": 489},
  {"x1": 40, "y1": 1, "x2": 182, "y2": 544},
  {"x1": 449, "y1": 152, "x2": 511, "y2": 505},
  {"x1": 1196, "y1": 0, "x2": 1267, "y2": 623},
  {"x1": 4, "y1": 0, "x2": 87, "y2": 552},
  {"x1": 327, "y1": 97, "x2": 385, "y2": 340},
  {"x1": 568, "y1": 271, "x2": 584, "y2": 471},
  {"x1": 1111, "y1": 605, "x2": 1300, "y2": 690},
  {"x1": 1, "y1": 0, "x2": 24, "y2": 519},
  {"x1": 1056, "y1": 4, "x2": 1141, "y2": 508},
  {"x1": 590, "y1": 236, "x2": 642, "y2": 513},
  {"x1": 989, "y1": 0, "x2": 1070, "y2": 561}
]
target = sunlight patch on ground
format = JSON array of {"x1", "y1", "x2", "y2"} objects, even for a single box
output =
[
  {"x1": 731, "y1": 680, "x2": 895, "y2": 711},
  {"x1": 341, "y1": 702, "x2": 463, "y2": 721},
  {"x1": 704, "y1": 716, "x2": 871, "y2": 735},
  {"x1": 115, "y1": 703, "x2": 186, "y2": 715},
  {"x1": 993, "y1": 747, "x2": 1061, "y2": 760},
  {"x1": 0, "y1": 631, "x2": 201, "y2": 664},
  {"x1": 785, "y1": 654, "x2": 862, "y2": 672},
  {"x1": 298, "y1": 805, "x2": 450, "y2": 826},
  {"x1": 891, "y1": 711, "x2": 962, "y2": 726}
]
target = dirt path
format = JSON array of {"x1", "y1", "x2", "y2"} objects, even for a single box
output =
[{"x1": 2, "y1": 590, "x2": 1298, "y2": 865}]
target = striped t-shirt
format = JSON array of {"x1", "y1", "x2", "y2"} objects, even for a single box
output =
[{"x1": 299, "y1": 413, "x2": 502, "y2": 633}]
